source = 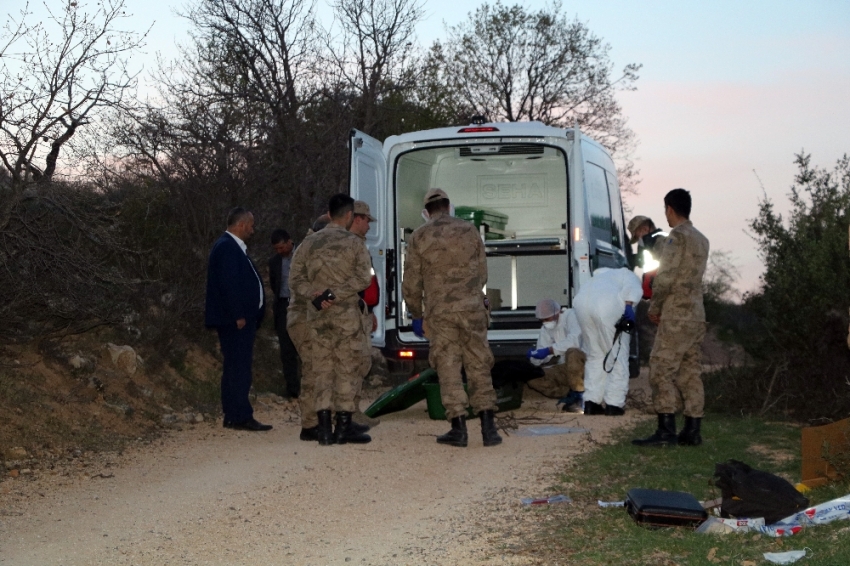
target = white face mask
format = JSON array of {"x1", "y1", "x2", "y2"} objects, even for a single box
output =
[{"x1": 543, "y1": 320, "x2": 557, "y2": 330}]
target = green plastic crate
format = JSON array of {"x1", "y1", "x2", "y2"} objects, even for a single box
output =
[
  {"x1": 423, "y1": 381, "x2": 523, "y2": 420},
  {"x1": 454, "y1": 206, "x2": 509, "y2": 240}
]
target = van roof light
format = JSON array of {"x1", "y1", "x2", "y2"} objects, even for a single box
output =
[
  {"x1": 470, "y1": 115, "x2": 487, "y2": 125},
  {"x1": 458, "y1": 126, "x2": 500, "y2": 133}
]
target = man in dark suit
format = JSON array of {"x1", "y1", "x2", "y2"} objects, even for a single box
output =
[
  {"x1": 268, "y1": 229, "x2": 300, "y2": 399},
  {"x1": 204, "y1": 207, "x2": 272, "y2": 431}
]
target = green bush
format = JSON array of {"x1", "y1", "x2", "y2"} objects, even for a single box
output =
[{"x1": 708, "y1": 153, "x2": 850, "y2": 421}]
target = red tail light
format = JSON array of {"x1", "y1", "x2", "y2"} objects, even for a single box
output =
[
  {"x1": 457, "y1": 127, "x2": 500, "y2": 133},
  {"x1": 398, "y1": 350, "x2": 415, "y2": 359}
]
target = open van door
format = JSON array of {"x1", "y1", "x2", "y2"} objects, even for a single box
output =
[
  {"x1": 349, "y1": 129, "x2": 388, "y2": 346},
  {"x1": 570, "y1": 126, "x2": 592, "y2": 295}
]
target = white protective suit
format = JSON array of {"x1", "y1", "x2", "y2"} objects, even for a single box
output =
[
  {"x1": 573, "y1": 267, "x2": 643, "y2": 408},
  {"x1": 529, "y1": 307, "x2": 582, "y2": 367}
]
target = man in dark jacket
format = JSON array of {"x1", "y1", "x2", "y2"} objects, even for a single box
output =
[
  {"x1": 205, "y1": 207, "x2": 271, "y2": 431},
  {"x1": 268, "y1": 229, "x2": 299, "y2": 399}
]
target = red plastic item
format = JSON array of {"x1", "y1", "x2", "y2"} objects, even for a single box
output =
[{"x1": 363, "y1": 275, "x2": 380, "y2": 307}]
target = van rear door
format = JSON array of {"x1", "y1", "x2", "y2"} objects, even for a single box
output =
[{"x1": 349, "y1": 129, "x2": 388, "y2": 346}]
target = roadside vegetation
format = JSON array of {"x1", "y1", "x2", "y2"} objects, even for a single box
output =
[{"x1": 703, "y1": 154, "x2": 850, "y2": 423}]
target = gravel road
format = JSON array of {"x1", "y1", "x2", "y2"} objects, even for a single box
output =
[{"x1": 0, "y1": 390, "x2": 644, "y2": 565}]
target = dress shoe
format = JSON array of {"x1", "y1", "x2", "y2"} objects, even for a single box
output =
[{"x1": 224, "y1": 418, "x2": 273, "y2": 431}]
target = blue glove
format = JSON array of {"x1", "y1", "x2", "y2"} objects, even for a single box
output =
[
  {"x1": 412, "y1": 318, "x2": 424, "y2": 338},
  {"x1": 623, "y1": 304, "x2": 636, "y2": 322},
  {"x1": 528, "y1": 347, "x2": 550, "y2": 360}
]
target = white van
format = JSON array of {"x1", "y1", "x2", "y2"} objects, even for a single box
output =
[{"x1": 349, "y1": 120, "x2": 630, "y2": 362}]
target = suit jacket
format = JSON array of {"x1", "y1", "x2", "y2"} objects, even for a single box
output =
[
  {"x1": 205, "y1": 233, "x2": 266, "y2": 328},
  {"x1": 268, "y1": 253, "x2": 290, "y2": 305}
]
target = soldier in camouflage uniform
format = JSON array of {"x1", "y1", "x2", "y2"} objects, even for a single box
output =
[
  {"x1": 402, "y1": 188, "x2": 500, "y2": 448},
  {"x1": 289, "y1": 195, "x2": 373, "y2": 445},
  {"x1": 633, "y1": 188, "x2": 710, "y2": 447},
  {"x1": 290, "y1": 215, "x2": 327, "y2": 440},
  {"x1": 349, "y1": 200, "x2": 382, "y2": 429}
]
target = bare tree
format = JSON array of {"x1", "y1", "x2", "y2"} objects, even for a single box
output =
[
  {"x1": 0, "y1": 0, "x2": 146, "y2": 192},
  {"x1": 180, "y1": 0, "x2": 323, "y2": 133},
  {"x1": 426, "y1": 1, "x2": 641, "y2": 190},
  {"x1": 325, "y1": 0, "x2": 424, "y2": 134}
]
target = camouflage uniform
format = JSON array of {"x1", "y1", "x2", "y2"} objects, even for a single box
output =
[
  {"x1": 526, "y1": 307, "x2": 585, "y2": 397},
  {"x1": 647, "y1": 221, "x2": 710, "y2": 417},
  {"x1": 352, "y1": 227, "x2": 377, "y2": 419},
  {"x1": 402, "y1": 210, "x2": 496, "y2": 419},
  {"x1": 288, "y1": 294, "x2": 318, "y2": 428},
  {"x1": 526, "y1": 349, "x2": 586, "y2": 398},
  {"x1": 289, "y1": 223, "x2": 373, "y2": 413}
]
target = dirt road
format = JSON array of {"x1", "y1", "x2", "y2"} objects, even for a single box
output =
[{"x1": 0, "y1": 391, "x2": 644, "y2": 565}]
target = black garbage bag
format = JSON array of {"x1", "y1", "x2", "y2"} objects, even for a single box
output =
[
  {"x1": 712, "y1": 459, "x2": 809, "y2": 524},
  {"x1": 490, "y1": 359, "x2": 544, "y2": 388}
]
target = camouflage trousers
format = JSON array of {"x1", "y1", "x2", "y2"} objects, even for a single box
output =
[
  {"x1": 649, "y1": 318, "x2": 706, "y2": 417},
  {"x1": 352, "y1": 311, "x2": 375, "y2": 412},
  {"x1": 288, "y1": 313, "x2": 319, "y2": 428},
  {"x1": 427, "y1": 310, "x2": 496, "y2": 420},
  {"x1": 311, "y1": 307, "x2": 371, "y2": 413},
  {"x1": 525, "y1": 348, "x2": 586, "y2": 398},
  {"x1": 295, "y1": 310, "x2": 373, "y2": 427}
]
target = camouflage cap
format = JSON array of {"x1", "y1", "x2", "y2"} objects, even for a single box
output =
[
  {"x1": 423, "y1": 188, "x2": 449, "y2": 205},
  {"x1": 534, "y1": 298, "x2": 560, "y2": 319},
  {"x1": 353, "y1": 200, "x2": 376, "y2": 222},
  {"x1": 627, "y1": 215, "x2": 653, "y2": 243}
]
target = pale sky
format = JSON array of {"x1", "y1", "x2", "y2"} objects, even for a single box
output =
[{"x1": 6, "y1": 0, "x2": 850, "y2": 294}]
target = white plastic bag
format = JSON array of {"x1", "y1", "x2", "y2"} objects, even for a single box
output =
[{"x1": 763, "y1": 549, "x2": 808, "y2": 564}]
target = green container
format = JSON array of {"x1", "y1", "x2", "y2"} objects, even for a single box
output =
[
  {"x1": 423, "y1": 381, "x2": 523, "y2": 420},
  {"x1": 454, "y1": 206, "x2": 509, "y2": 240},
  {"x1": 364, "y1": 368, "x2": 437, "y2": 418}
]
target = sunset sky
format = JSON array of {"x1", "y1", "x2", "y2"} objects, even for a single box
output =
[{"x1": 6, "y1": 0, "x2": 849, "y2": 293}]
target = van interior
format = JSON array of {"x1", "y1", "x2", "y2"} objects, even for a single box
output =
[{"x1": 395, "y1": 144, "x2": 570, "y2": 330}]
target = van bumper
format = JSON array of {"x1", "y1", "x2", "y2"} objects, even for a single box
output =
[{"x1": 380, "y1": 329, "x2": 535, "y2": 361}]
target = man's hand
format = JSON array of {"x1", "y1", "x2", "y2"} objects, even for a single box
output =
[
  {"x1": 312, "y1": 290, "x2": 334, "y2": 310},
  {"x1": 648, "y1": 313, "x2": 661, "y2": 325},
  {"x1": 236, "y1": 318, "x2": 246, "y2": 329},
  {"x1": 527, "y1": 347, "x2": 551, "y2": 360},
  {"x1": 412, "y1": 318, "x2": 425, "y2": 338}
]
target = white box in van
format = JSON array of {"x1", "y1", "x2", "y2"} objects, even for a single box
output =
[{"x1": 349, "y1": 120, "x2": 629, "y2": 360}]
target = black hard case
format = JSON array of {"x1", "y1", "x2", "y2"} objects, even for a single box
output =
[{"x1": 625, "y1": 488, "x2": 708, "y2": 528}]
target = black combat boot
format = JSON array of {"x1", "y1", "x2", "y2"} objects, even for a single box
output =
[
  {"x1": 479, "y1": 410, "x2": 502, "y2": 447},
  {"x1": 316, "y1": 409, "x2": 334, "y2": 446},
  {"x1": 333, "y1": 411, "x2": 372, "y2": 444},
  {"x1": 678, "y1": 416, "x2": 702, "y2": 446},
  {"x1": 350, "y1": 421, "x2": 370, "y2": 434},
  {"x1": 583, "y1": 401, "x2": 605, "y2": 415},
  {"x1": 316, "y1": 410, "x2": 334, "y2": 446},
  {"x1": 632, "y1": 413, "x2": 677, "y2": 447},
  {"x1": 436, "y1": 416, "x2": 468, "y2": 447},
  {"x1": 299, "y1": 426, "x2": 319, "y2": 441}
]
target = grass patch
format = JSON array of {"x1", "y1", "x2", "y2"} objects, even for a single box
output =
[{"x1": 514, "y1": 414, "x2": 850, "y2": 565}]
